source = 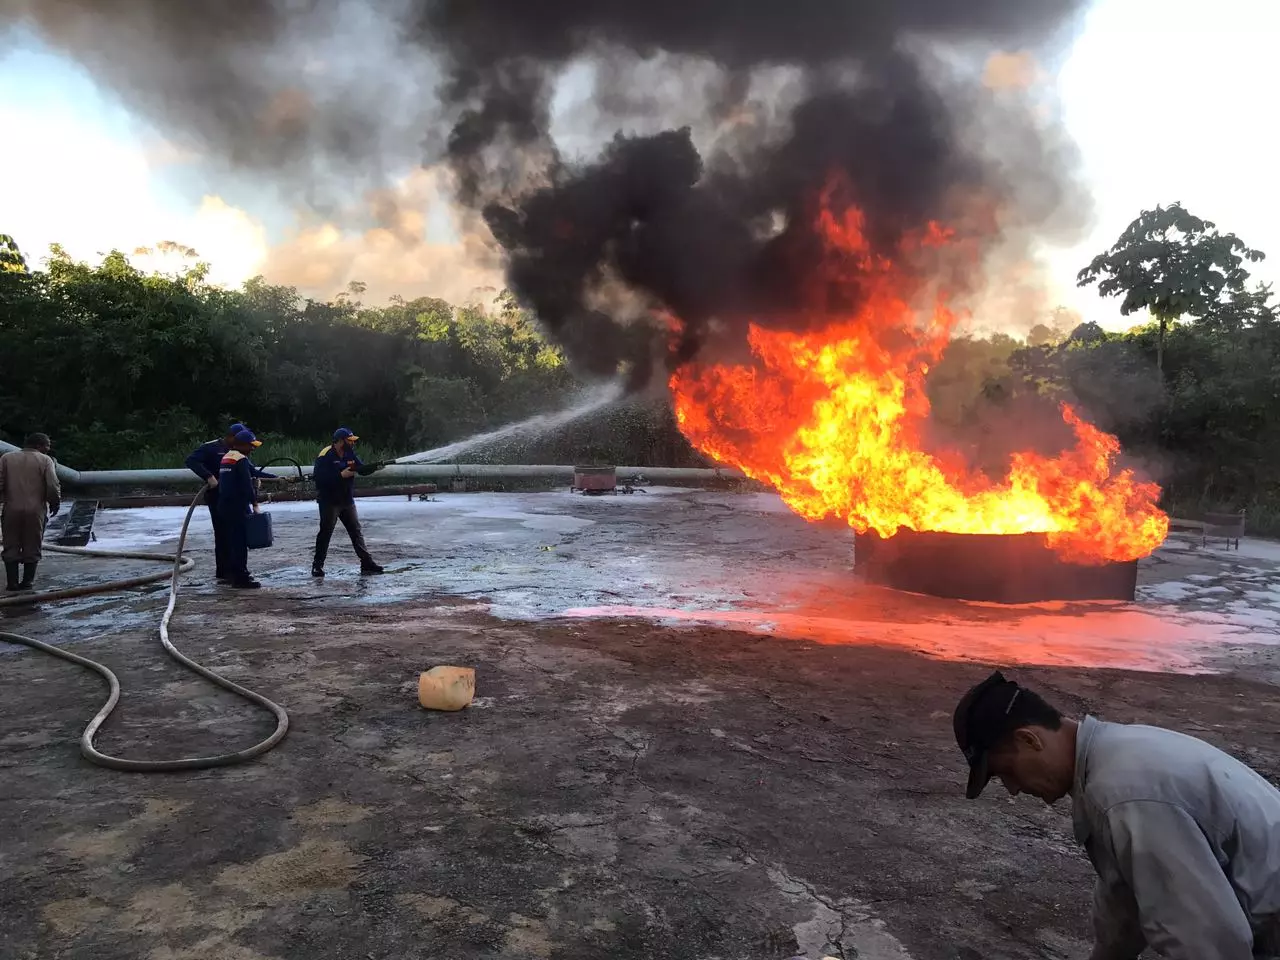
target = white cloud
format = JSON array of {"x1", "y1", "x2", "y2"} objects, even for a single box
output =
[
  {"x1": 257, "y1": 167, "x2": 504, "y2": 305},
  {"x1": 129, "y1": 196, "x2": 270, "y2": 287},
  {"x1": 0, "y1": 104, "x2": 266, "y2": 286},
  {"x1": 1051, "y1": 0, "x2": 1280, "y2": 329},
  {"x1": 0, "y1": 103, "x2": 498, "y2": 304}
]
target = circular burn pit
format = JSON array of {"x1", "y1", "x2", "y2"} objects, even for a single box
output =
[{"x1": 853, "y1": 529, "x2": 1138, "y2": 603}]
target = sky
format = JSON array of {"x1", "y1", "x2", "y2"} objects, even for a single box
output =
[{"x1": 0, "y1": 0, "x2": 1276, "y2": 329}]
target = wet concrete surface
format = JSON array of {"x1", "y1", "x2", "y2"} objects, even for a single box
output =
[{"x1": 2, "y1": 489, "x2": 1279, "y2": 960}]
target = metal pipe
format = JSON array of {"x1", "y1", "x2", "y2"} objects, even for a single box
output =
[
  {"x1": 98, "y1": 483, "x2": 441, "y2": 509},
  {"x1": 65, "y1": 464, "x2": 745, "y2": 487},
  {"x1": 0, "y1": 441, "x2": 745, "y2": 488},
  {"x1": 0, "y1": 439, "x2": 81, "y2": 485}
]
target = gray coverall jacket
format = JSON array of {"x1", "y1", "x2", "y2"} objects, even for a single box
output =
[
  {"x1": 0, "y1": 449, "x2": 61, "y2": 563},
  {"x1": 1072, "y1": 716, "x2": 1280, "y2": 959}
]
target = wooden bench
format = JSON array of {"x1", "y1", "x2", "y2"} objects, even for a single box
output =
[
  {"x1": 1167, "y1": 511, "x2": 1246, "y2": 550},
  {"x1": 1202, "y1": 510, "x2": 1246, "y2": 550}
]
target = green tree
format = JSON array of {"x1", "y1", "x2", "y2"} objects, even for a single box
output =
[
  {"x1": 1202, "y1": 282, "x2": 1277, "y2": 334},
  {"x1": 1077, "y1": 203, "x2": 1265, "y2": 376},
  {"x1": 405, "y1": 375, "x2": 488, "y2": 447},
  {"x1": 0, "y1": 233, "x2": 27, "y2": 273},
  {"x1": 0, "y1": 232, "x2": 672, "y2": 468},
  {"x1": 926, "y1": 333, "x2": 1019, "y2": 432}
]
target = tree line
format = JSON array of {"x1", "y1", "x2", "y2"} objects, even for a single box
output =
[
  {"x1": 0, "y1": 234, "x2": 703, "y2": 468},
  {"x1": 3, "y1": 203, "x2": 1278, "y2": 528}
]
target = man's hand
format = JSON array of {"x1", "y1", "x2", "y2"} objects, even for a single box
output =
[
  {"x1": 206, "y1": 476, "x2": 219, "y2": 489},
  {"x1": 252, "y1": 503, "x2": 261, "y2": 514}
]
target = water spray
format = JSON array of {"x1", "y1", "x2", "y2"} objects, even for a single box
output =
[{"x1": 393, "y1": 382, "x2": 624, "y2": 465}]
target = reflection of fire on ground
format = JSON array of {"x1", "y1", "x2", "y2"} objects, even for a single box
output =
[{"x1": 669, "y1": 183, "x2": 1169, "y2": 567}]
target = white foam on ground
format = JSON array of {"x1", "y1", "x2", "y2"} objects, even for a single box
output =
[{"x1": 68, "y1": 492, "x2": 1280, "y2": 675}]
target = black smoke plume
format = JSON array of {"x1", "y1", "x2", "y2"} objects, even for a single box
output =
[
  {"x1": 425, "y1": 0, "x2": 1090, "y2": 387},
  {"x1": 2, "y1": 0, "x2": 1090, "y2": 387}
]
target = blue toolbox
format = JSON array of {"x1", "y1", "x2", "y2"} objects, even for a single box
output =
[{"x1": 245, "y1": 511, "x2": 274, "y2": 550}]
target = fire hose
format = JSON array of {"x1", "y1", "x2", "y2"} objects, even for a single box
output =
[
  {"x1": 0, "y1": 490, "x2": 290, "y2": 771},
  {"x1": 260, "y1": 456, "x2": 307, "y2": 483}
]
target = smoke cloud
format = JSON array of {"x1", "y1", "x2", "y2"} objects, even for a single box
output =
[{"x1": 3, "y1": 0, "x2": 1092, "y2": 386}]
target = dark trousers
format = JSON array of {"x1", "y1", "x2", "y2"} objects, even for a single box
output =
[
  {"x1": 1, "y1": 506, "x2": 46, "y2": 563},
  {"x1": 206, "y1": 492, "x2": 229, "y2": 578},
  {"x1": 313, "y1": 501, "x2": 374, "y2": 568},
  {"x1": 217, "y1": 509, "x2": 250, "y2": 582}
]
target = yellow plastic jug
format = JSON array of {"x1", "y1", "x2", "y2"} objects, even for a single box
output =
[{"x1": 417, "y1": 666, "x2": 476, "y2": 712}]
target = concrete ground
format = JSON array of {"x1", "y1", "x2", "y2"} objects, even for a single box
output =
[{"x1": 2, "y1": 488, "x2": 1278, "y2": 960}]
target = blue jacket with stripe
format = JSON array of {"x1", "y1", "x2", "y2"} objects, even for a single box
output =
[
  {"x1": 313, "y1": 444, "x2": 363, "y2": 505},
  {"x1": 217, "y1": 451, "x2": 259, "y2": 515},
  {"x1": 186, "y1": 439, "x2": 277, "y2": 495}
]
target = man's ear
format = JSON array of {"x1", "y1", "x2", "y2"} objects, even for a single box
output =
[{"x1": 1013, "y1": 727, "x2": 1044, "y2": 752}]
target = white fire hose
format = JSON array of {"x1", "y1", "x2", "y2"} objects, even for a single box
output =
[{"x1": 0, "y1": 490, "x2": 290, "y2": 771}]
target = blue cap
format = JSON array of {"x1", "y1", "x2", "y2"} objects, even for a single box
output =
[
  {"x1": 233, "y1": 428, "x2": 262, "y2": 448},
  {"x1": 227, "y1": 422, "x2": 246, "y2": 435},
  {"x1": 333, "y1": 427, "x2": 359, "y2": 442}
]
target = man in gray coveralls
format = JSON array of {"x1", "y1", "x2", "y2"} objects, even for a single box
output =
[
  {"x1": 954, "y1": 670, "x2": 1279, "y2": 959},
  {"x1": 0, "y1": 432, "x2": 61, "y2": 591}
]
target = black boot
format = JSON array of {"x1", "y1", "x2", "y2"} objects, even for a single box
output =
[
  {"x1": 20, "y1": 561, "x2": 38, "y2": 589},
  {"x1": 4, "y1": 561, "x2": 19, "y2": 592}
]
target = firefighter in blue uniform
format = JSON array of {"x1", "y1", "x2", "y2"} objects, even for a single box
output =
[
  {"x1": 218, "y1": 428, "x2": 266, "y2": 589},
  {"x1": 185, "y1": 422, "x2": 282, "y2": 582},
  {"x1": 311, "y1": 427, "x2": 385, "y2": 577}
]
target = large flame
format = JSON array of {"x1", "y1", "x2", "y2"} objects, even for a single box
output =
[{"x1": 669, "y1": 196, "x2": 1169, "y2": 564}]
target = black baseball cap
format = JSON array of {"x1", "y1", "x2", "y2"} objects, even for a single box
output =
[{"x1": 953, "y1": 670, "x2": 1043, "y2": 799}]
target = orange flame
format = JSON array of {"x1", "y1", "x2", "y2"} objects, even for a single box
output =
[{"x1": 669, "y1": 196, "x2": 1168, "y2": 564}]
